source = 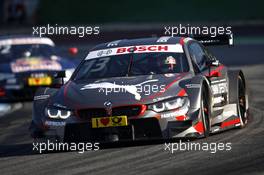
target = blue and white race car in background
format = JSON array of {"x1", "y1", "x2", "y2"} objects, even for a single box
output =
[{"x1": 0, "y1": 35, "x2": 77, "y2": 102}]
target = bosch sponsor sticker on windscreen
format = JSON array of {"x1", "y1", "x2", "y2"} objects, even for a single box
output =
[{"x1": 85, "y1": 44, "x2": 183, "y2": 60}]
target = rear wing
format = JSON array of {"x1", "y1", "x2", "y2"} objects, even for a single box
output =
[{"x1": 193, "y1": 34, "x2": 233, "y2": 46}]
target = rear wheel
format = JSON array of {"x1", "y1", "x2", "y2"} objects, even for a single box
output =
[
  {"x1": 238, "y1": 76, "x2": 248, "y2": 128},
  {"x1": 228, "y1": 71, "x2": 248, "y2": 129},
  {"x1": 201, "y1": 87, "x2": 211, "y2": 137}
]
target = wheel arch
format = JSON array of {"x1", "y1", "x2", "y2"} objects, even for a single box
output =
[{"x1": 228, "y1": 69, "x2": 246, "y2": 104}]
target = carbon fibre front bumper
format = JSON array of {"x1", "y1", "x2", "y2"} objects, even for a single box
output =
[{"x1": 30, "y1": 117, "x2": 199, "y2": 143}]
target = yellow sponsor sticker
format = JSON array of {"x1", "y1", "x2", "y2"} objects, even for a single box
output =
[
  {"x1": 28, "y1": 77, "x2": 52, "y2": 86},
  {"x1": 91, "y1": 116, "x2": 128, "y2": 128}
]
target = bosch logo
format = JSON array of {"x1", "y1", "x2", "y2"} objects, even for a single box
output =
[{"x1": 116, "y1": 45, "x2": 168, "y2": 54}]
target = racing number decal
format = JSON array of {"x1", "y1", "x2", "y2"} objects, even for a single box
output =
[
  {"x1": 0, "y1": 45, "x2": 11, "y2": 54},
  {"x1": 211, "y1": 79, "x2": 228, "y2": 95},
  {"x1": 89, "y1": 57, "x2": 110, "y2": 72}
]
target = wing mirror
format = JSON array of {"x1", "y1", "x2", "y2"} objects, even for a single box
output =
[
  {"x1": 54, "y1": 71, "x2": 66, "y2": 78},
  {"x1": 206, "y1": 59, "x2": 221, "y2": 77},
  {"x1": 52, "y1": 71, "x2": 65, "y2": 88},
  {"x1": 207, "y1": 59, "x2": 220, "y2": 67}
]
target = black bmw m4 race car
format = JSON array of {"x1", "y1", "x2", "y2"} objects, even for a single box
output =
[
  {"x1": 0, "y1": 35, "x2": 76, "y2": 102},
  {"x1": 30, "y1": 35, "x2": 249, "y2": 143}
]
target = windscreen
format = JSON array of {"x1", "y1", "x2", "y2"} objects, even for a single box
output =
[
  {"x1": 0, "y1": 44, "x2": 55, "y2": 63},
  {"x1": 74, "y1": 51, "x2": 189, "y2": 80}
]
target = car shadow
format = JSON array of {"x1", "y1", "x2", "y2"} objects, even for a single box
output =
[
  {"x1": 98, "y1": 138, "x2": 194, "y2": 149},
  {"x1": 0, "y1": 138, "x2": 194, "y2": 157}
]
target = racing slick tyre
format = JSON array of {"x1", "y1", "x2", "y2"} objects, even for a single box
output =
[
  {"x1": 201, "y1": 84, "x2": 211, "y2": 138},
  {"x1": 228, "y1": 71, "x2": 248, "y2": 128}
]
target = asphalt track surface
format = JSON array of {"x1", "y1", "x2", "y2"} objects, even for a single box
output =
[{"x1": 0, "y1": 44, "x2": 264, "y2": 175}]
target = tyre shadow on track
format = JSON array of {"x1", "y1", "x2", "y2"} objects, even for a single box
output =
[
  {"x1": 0, "y1": 118, "x2": 250, "y2": 158},
  {"x1": 99, "y1": 137, "x2": 194, "y2": 149},
  {"x1": 0, "y1": 123, "x2": 247, "y2": 158}
]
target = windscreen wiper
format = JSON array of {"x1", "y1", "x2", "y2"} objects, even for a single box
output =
[{"x1": 126, "y1": 47, "x2": 136, "y2": 76}]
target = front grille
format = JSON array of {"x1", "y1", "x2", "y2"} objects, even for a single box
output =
[{"x1": 77, "y1": 105, "x2": 144, "y2": 120}]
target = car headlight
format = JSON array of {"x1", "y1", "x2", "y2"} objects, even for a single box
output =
[
  {"x1": 148, "y1": 97, "x2": 190, "y2": 113},
  {"x1": 46, "y1": 108, "x2": 72, "y2": 119},
  {"x1": 64, "y1": 68, "x2": 75, "y2": 82}
]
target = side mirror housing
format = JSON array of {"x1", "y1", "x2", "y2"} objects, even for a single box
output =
[
  {"x1": 52, "y1": 71, "x2": 65, "y2": 88},
  {"x1": 54, "y1": 71, "x2": 66, "y2": 79},
  {"x1": 206, "y1": 60, "x2": 221, "y2": 78},
  {"x1": 207, "y1": 59, "x2": 220, "y2": 67}
]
